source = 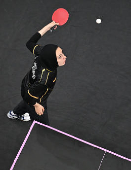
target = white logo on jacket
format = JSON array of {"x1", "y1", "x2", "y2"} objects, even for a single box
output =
[{"x1": 32, "y1": 62, "x2": 37, "y2": 79}]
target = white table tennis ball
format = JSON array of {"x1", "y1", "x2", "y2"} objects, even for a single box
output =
[{"x1": 96, "y1": 19, "x2": 101, "y2": 24}]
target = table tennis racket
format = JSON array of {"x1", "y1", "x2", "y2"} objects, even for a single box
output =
[{"x1": 50, "y1": 8, "x2": 69, "y2": 32}]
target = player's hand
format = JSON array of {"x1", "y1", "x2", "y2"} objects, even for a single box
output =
[
  {"x1": 48, "y1": 21, "x2": 59, "y2": 30},
  {"x1": 34, "y1": 103, "x2": 45, "y2": 116}
]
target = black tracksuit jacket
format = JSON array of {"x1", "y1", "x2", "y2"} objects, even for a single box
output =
[{"x1": 21, "y1": 32, "x2": 57, "y2": 106}]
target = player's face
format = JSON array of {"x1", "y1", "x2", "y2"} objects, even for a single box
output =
[{"x1": 56, "y1": 47, "x2": 67, "y2": 66}]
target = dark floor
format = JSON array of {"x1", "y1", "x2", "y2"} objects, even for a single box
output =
[
  {"x1": 12, "y1": 123, "x2": 131, "y2": 170},
  {"x1": 1, "y1": 0, "x2": 131, "y2": 169}
]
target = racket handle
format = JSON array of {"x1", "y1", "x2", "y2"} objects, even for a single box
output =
[{"x1": 50, "y1": 25, "x2": 57, "y2": 32}]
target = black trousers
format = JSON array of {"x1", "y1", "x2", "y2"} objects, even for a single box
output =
[{"x1": 13, "y1": 100, "x2": 50, "y2": 125}]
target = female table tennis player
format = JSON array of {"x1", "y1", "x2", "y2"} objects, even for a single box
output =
[{"x1": 7, "y1": 21, "x2": 67, "y2": 125}]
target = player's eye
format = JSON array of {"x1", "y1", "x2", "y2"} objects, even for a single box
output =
[{"x1": 59, "y1": 54, "x2": 62, "y2": 59}]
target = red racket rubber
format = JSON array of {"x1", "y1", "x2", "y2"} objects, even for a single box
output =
[{"x1": 52, "y1": 8, "x2": 69, "y2": 26}]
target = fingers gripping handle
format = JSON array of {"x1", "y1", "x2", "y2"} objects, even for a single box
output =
[{"x1": 50, "y1": 25, "x2": 57, "y2": 32}]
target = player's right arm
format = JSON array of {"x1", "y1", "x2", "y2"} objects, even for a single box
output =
[{"x1": 26, "y1": 21, "x2": 59, "y2": 55}]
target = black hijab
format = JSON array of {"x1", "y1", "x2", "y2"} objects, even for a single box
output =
[{"x1": 38, "y1": 44, "x2": 59, "y2": 71}]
